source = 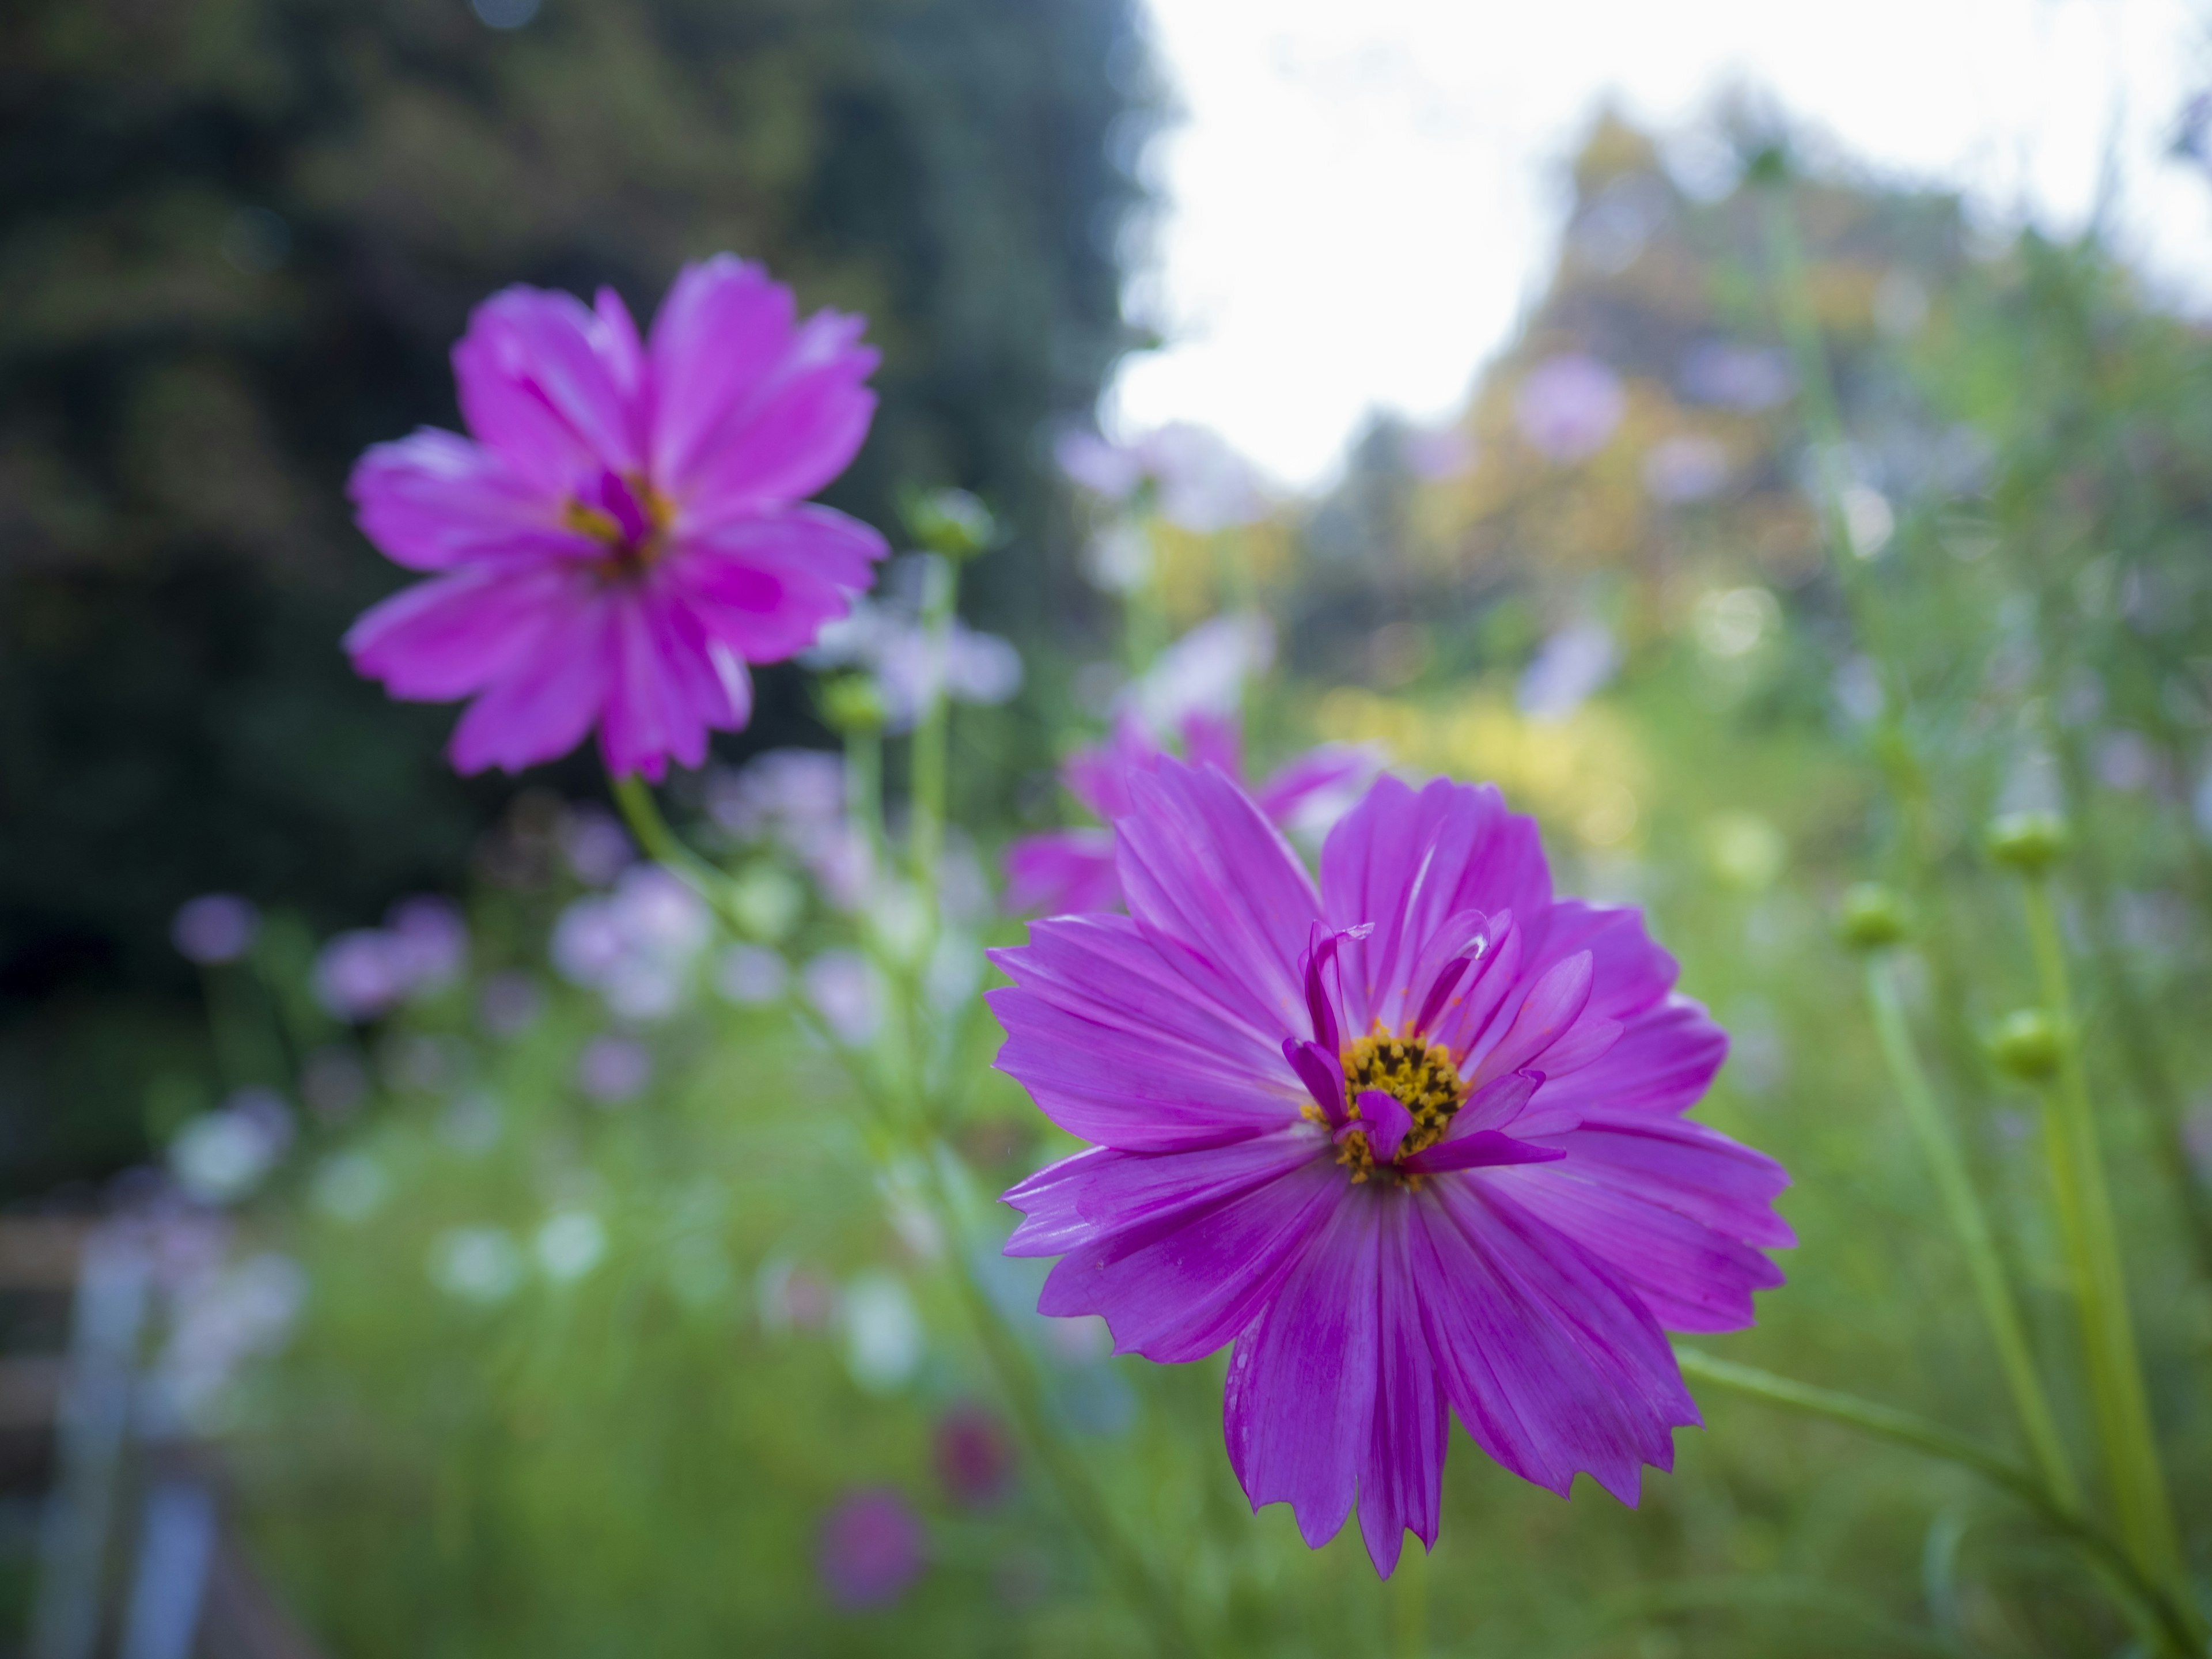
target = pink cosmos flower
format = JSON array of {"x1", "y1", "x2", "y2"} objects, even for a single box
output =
[
  {"x1": 344, "y1": 257, "x2": 887, "y2": 779},
  {"x1": 1002, "y1": 712, "x2": 1377, "y2": 916},
  {"x1": 990, "y1": 764, "x2": 1790, "y2": 1576}
]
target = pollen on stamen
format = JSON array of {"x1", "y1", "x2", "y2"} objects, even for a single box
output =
[{"x1": 1339, "y1": 1021, "x2": 1468, "y2": 1164}]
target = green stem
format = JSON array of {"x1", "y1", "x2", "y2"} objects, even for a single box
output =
[
  {"x1": 928, "y1": 1165, "x2": 1204, "y2": 1658},
  {"x1": 2016, "y1": 876, "x2": 2184, "y2": 1594},
  {"x1": 907, "y1": 554, "x2": 957, "y2": 908},
  {"x1": 1862, "y1": 956, "x2": 2078, "y2": 1509},
  {"x1": 1673, "y1": 1349, "x2": 2204, "y2": 1655},
  {"x1": 607, "y1": 772, "x2": 749, "y2": 930}
]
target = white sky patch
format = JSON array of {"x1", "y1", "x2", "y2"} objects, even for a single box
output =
[{"x1": 1107, "y1": 0, "x2": 2212, "y2": 488}]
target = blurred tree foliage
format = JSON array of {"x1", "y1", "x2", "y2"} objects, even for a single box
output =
[{"x1": 0, "y1": 0, "x2": 1156, "y2": 1190}]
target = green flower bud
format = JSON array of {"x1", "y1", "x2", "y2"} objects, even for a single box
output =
[
  {"x1": 902, "y1": 487, "x2": 998, "y2": 562},
  {"x1": 1984, "y1": 810, "x2": 2070, "y2": 874},
  {"x1": 1987, "y1": 1008, "x2": 2065, "y2": 1082},
  {"x1": 1835, "y1": 882, "x2": 1911, "y2": 951},
  {"x1": 817, "y1": 673, "x2": 887, "y2": 734}
]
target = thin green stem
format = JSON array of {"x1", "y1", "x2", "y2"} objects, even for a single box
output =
[
  {"x1": 907, "y1": 553, "x2": 957, "y2": 907},
  {"x1": 1862, "y1": 955, "x2": 2078, "y2": 1509},
  {"x1": 1673, "y1": 1349, "x2": 2205, "y2": 1656},
  {"x1": 607, "y1": 772, "x2": 749, "y2": 932},
  {"x1": 2016, "y1": 876, "x2": 2184, "y2": 1594}
]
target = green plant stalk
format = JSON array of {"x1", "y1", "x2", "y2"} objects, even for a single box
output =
[
  {"x1": 907, "y1": 552, "x2": 957, "y2": 910},
  {"x1": 1673, "y1": 1349, "x2": 2205, "y2": 1656},
  {"x1": 1862, "y1": 955, "x2": 2078, "y2": 1510},
  {"x1": 2014, "y1": 876, "x2": 2184, "y2": 1594}
]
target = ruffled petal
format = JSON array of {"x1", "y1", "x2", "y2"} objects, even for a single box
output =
[
  {"x1": 454, "y1": 285, "x2": 643, "y2": 493},
  {"x1": 445, "y1": 593, "x2": 614, "y2": 774},
  {"x1": 1001, "y1": 830, "x2": 1121, "y2": 916},
  {"x1": 1522, "y1": 900, "x2": 1683, "y2": 1024},
  {"x1": 1410, "y1": 1177, "x2": 1697, "y2": 1503},
  {"x1": 344, "y1": 563, "x2": 589, "y2": 700},
  {"x1": 1532, "y1": 994, "x2": 1729, "y2": 1120},
  {"x1": 1499, "y1": 1112, "x2": 1793, "y2": 1331},
  {"x1": 347, "y1": 430, "x2": 589, "y2": 572},
  {"x1": 595, "y1": 588, "x2": 751, "y2": 781},
  {"x1": 646, "y1": 256, "x2": 879, "y2": 522},
  {"x1": 1006, "y1": 1133, "x2": 1342, "y2": 1363},
  {"x1": 1320, "y1": 777, "x2": 1552, "y2": 1036},
  {"x1": 668, "y1": 505, "x2": 889, "y2": 663},
  {"x1": 1360, "y1": 1194, "x2": 1446, "y2": 1576},
  {"x1": 1223, "y1": 1185, "x2": 1380, "y2": 1548},
  {"x1": 987, "y1": 914, "x2": 1306, "y2": 1152},
  {"x1": 1113, "y1": 760, "x2": 1322, "y2": 1045}
]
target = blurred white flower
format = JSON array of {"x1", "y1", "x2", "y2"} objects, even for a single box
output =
[
  {"x1": 169, "y1": 1090, "x2": 291, "y2": 1206},
  {"x1": 1695, "y1": 588, "x2": 1780, "y2": 659},
  {"x1": 808, "y1": 597, "x2": 1023, "y2": 732},
  {"x1": 1516, "y1": 354, "x2": 1624, "y2": 463},
  {"x1": 715, "y1": 944, "x2": 789, "y2": 1006},
  {"x1": 171, "y1": 895, "x2": 259, "y2": 966},
  {"x1": 1057, "y1": 423, "x2": 1267, "y2": 532},
  {"x1": 1842, "y1": 485, "x2": 1895, "y2": 559},
  {"x1": 535, "y1": 1211, "x2": 607, "y2": 1283},
  {"x1": 551, "y1": 865, "x2": 710, "y2": 1023},
  {"x1": 802, "y1": 951, "x2": 882, "y2": 1046},
  {"x1": 155, "y1": 1251, "x2": 306, "y2": 1430},
  {"x1": 429, "y1": 1226, "x2": 524, "y2": 1304},
  {"x1": 309, "y1": 1151, "x2": 388, "y2": 1222},
  {"x1": 1517, "y1": 622, "x2": 1619, "y2": 722},
  {"x1": 707, "y1": 750, "x2": 845, "y2": 842},
  {"x1": 1127, "y1": 612, "x2": 1274, "y2": 732},
  {"x1": 842, "y1": 1270, "x2": 923, "y2": 1393},
  {"x1": 1081, "y1": 522, "x2": 1152, "y2": 593}
]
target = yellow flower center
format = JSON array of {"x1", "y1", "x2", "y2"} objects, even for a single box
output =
[
  {"x1": 1302, "y1": 1023, "x2": 1468, "y2": 1183},
  {"x1": 563, "y1": 476, "x2": 674, "y2": 580}
]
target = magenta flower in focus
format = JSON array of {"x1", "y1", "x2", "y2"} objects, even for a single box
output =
[
  {"x1": 344, "y1": 257, "x2": 887, "y2": 779},
  {"x1": 990, "y1": 764, "x2": 1791, "y2": 1575},
  {"x1": 817, "y1": 1488, "x2": 925, "y2": 1609},
  {"x1": 1002, "y1": 711, "x2": 1377, "y2": 916}
]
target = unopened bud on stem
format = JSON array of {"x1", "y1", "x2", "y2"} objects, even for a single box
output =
[
  {"x1": 819, "y1": 673, "x2": 887, "y2": 735},
  {"x1": 1985, "y1": 810, "x2": 2070, "y2": 876},
  {"x1": 1836, "y1": 882, "x2": 1911, "y2": 951},
  {"x1": 1987, "y1": 1008, "x2": 2066, "y2": 1082},
  {"x1": 902, "y1": 487, "x2": 998, "y2": 562}
]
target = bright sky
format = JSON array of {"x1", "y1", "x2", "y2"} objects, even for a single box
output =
[{"x1": 1106, "y1": 0, "x2": 2212, "y2": 488}]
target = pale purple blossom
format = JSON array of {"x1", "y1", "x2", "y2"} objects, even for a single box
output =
[
  {"x1": 1127, "y1": 612, "x2": 1275, "y2": 733},
  {"x1": 1516, "y1": 354, "x2": 1624, "y2": 463},
  {"x1": 1517, "y1": 623, "x2": 1620, "y2": 721},
  {"x1": 715, "y1": 944, "x2": 789, "y2": 1005},
  {"x1": 171, "y1": 895, "x2": 260, "y2": 966},
  {"x1": 817, "y1": 1489, "x2": 925, "y2": 1609},
  {"x1": 562, "y1": 806, "x2": 635, "y2": 887},
  {"x1": 1642, "y1": 435, "x2": 1731, "y2": 504},
  {"x1": 1056, "y1": 423, "x2": 1267, "y2": 532},
  {"x1": 801, "y1": 950, "x2": 882, "y2": 1045},
  {"x1": 576, "y1": 1035, "x2": 652, "y2": 1104},
  {"x1": 1679, "y1": 343, "x2": 1792, "y2": 412},
  {"x1": 551, "y1": 864, "x2": 711, "y2": 1022}
]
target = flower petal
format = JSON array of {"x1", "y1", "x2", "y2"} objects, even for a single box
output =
[
  {"x1": 1007, "y1": 1133, "x2": 1343, "y2": 1363},
  {"x1": 1320, "y1": 777, "x2": 1552, "y2": 1036},
  {"x1": 1533, "y1": 994, "x2": 1729, "y2": 1120},
  {"x1": 1465, "y1": 950, "x2": 1594, "y2": 1086},
  {"x1": 348, "y1": 430, "x2": 588, "y2": 572},
  {"x1": 1411, "y1": 1177, "x2": 1696, "y2": 1502},
  {"x1": 1498, "y1": 1112, "x2": 1793, "y2": 1331},
  {"x1": 1253, "y1": 744, "x2": 1380, "y2": 825},
  {"x1": 671, "y1": 505, "x2": 889, "y2": 663},
  {"x1": 596, "y1": 588, "x2": 751, "y2": 781},
  {"x1": 1224, "y1": 1187, "x2": 1380, "y2": 1548},
  {"x1": 1360, "y1": 1194, "x2": 1446, "y2": 1577},
  {"x1": 1113, "y1": 760, "x2": 1322, "y2": 1045},
  {"x1": 445, "y1": 594, "x2": 614, "y2": 774},
  {"x1": 1002, "y1": 830, "x2": 1121, "y2": 916},
  {"x1": 454, "y1": 285, "x2": 643, "y2": 493},
  {"x1": 344, "y1": 563, "x2": 587, "y2": 700},
  {"x1": 988, "y1": 914, "x2": 1306, "y2": 1152}
]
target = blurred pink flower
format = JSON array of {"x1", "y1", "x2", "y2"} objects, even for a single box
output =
[
  {"x1": 1003, "y1": 711, "x2": 1379, "y2": 916},
  {"x1": 1516, "y1": 354, "x2": 1624, "y2": 464},
  {"x1": 1055, "y1": 423, "x2": 1266, "y2": 532},
  {"x1": 933, "y1": 1402, "x2": 1016, "y2": 1508},
  {"x1": 345, "y1": 257, "x2": 887, "y2": 780},
  {"x1": 817, "y1": 1488, "x2": 924, "y2": 1610}
]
